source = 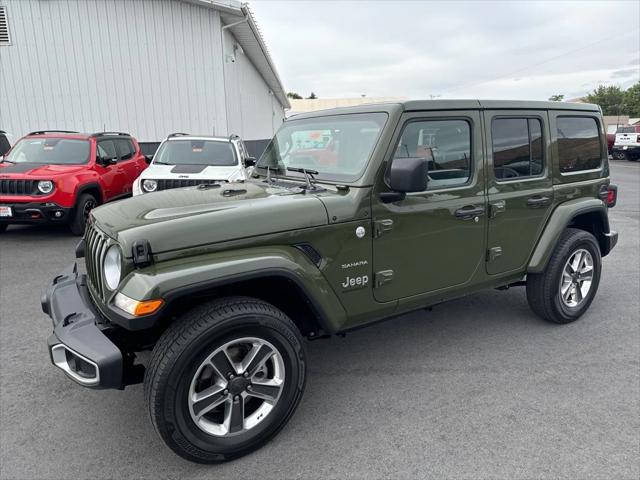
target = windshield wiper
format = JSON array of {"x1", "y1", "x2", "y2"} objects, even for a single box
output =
[
  {"x1": 286, "y1": 167, "x2": 320, "y2": 190},
  {"x1": 153, "y1": 160, "x2": 172, "y2": 165}
]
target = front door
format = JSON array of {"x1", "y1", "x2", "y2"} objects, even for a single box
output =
[
  {"x1": 95, "y1": 139, "x2": 120, "y2": 200},
  {"x1": 484, "y1": 110, "x2": 554, "y2": 275},
  {"x1": 372, "y1": 110, "x2": 487, "y2": 303}
]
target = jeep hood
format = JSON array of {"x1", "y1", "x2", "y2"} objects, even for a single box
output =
[
  {"x1": 91, "y1": 180, "x2": 330, "y2": 255},
  {"x1": 140, "y1": 163, "x2": 242, "y2": 181},
  {"x1": 0, "y1": 162, "x2": 87, "y2": 177}
]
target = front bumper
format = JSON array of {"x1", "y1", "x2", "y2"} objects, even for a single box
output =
[
  {"x1": 0, "y1": 201, "x2": 73, "y2": 224},
  {"x1": 42, "y1": 263, "x2": 125, "y2": 389}
]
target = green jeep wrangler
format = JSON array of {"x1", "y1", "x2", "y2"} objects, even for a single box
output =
[{"x1": 43, "y1": 100, "x2": 618, "y2": 463}]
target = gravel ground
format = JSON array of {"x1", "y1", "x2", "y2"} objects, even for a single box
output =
[{"x1": 1, "y1": 161, "x2": 638, "y2": 480}]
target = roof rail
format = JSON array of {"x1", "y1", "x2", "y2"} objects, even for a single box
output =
[
  {"x1": 229, "y1": 134, "x2": 240, "y2": 141},
  {"x1": 90, "y1": 131, "x2": 130, "y2": 137},
  {"x1": 167, "y1": 132, "x2": 189, "y2": 138},
  {"x1": 28, "y1": 130, "x2": 79, "y2": 135}
]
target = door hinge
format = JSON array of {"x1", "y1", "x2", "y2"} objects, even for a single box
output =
[
  {"x1": 374, "y1": 219, "x2": 394, "y2": 238},
  {"x1": 487, "y1": 247, "x2": 502, "y2": 261},
  {"x1": 489, "y1": 201, "x2": 506, "y2": 218},
  {"x1": 375, "y1": 270, "x2": 394, "y2": 287}
]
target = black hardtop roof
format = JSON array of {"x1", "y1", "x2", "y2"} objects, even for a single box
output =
[{"x1": 287, "y1": 99, "x2": 600, "y2": 120}]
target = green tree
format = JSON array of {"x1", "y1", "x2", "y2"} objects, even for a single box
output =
[
  {"x1": 623, "y1": 82, "x2": 640, "y2": 117},
  {"x1": 548, "y1": 94, "x2": 564, "y2": 102},
  {"x1": 307, "y1": 92, "x2": 317, "y2": 99},
  {"x1": 584, "y1": 85, "x2": 625, "y2": 115},
  {"x1": 287, "y1": 92, "x2": 302, "y2": 99}
]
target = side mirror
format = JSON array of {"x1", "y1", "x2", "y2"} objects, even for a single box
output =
[
  {"x1": 380, "y1": 157, "x2": 428, "y2": 203},
  {"x1": 244, "y1": 157, "x2": 256, "y2": 167},
  {"x1": 144, "y1": 155, "x2": 153, "y2": 164},
  {"x1": 98, "y1": 156, "x2": 117, "y2": 166},
  {"x1": 0, "y1": 155, "x2": 4, "y2": 163}
]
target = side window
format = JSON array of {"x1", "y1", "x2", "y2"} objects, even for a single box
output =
[
  {"x1": 97, "y1": 140, "x2": 117, "y2": 161},
  {"x1": 492, "y1": 118, "x2": 544, "y2": 180},
  {"x1": 394, "y1": 119, "x2": 471, "y2": 189},
  {"x1": 115, "y1": 139, "x2": 135, "y2": 160},
  {"x1": 556, "y1": 117, "x2": 602, "y2": 172}
]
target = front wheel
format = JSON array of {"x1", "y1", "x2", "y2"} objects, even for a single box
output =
[
  {"x1": 527, "y1": 228, "x2": 602, "y2": 324},
  {"x1": 0, "y1": 224, "x2": 7, "y2": 234},
  {"x1": 69, "y1": 193, "x2": 97, "y2": 235},
  {"x1": 144, "y1": 297, "x2": 307, "y2": 463}
]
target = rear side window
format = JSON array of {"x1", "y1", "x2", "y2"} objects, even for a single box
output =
[
  {"x1": 115, "y1": 138, "x2": 135, "y2": 160},
  {"x1": 492, "y1": 118, "x2": 544, "y2": 180},
  {"x1": 394, "y1": 119, "x2": 471, "y2": 189},
  {"x1": 556, "y1": 117, "x2": 602, "y2": 173}
]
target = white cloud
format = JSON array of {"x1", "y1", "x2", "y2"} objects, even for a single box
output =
[{"x1": 248, "y1": 0, "x2": 640, "y2": 100}]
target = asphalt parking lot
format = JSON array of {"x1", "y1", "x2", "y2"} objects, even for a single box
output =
[{"x1": 1, "y1": 161, "x2": 638, "y2": 479}]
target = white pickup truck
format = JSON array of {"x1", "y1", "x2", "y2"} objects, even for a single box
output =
[{"x1": 611, "y1": 126, "x2": 640, "y2": 161}]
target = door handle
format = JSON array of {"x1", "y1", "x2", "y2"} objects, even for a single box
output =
[
  {"x1": 527, "y1": 196, "x2": 551, "y2": 208},
  {"x1": 454, "y1": 205, "x2": 485, "y2": 219}
]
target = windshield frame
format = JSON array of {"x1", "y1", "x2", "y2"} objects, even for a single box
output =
[
  {"x1": 255, "y1": 112, "x2": 389, "y2": 184},
  {"x1": 5, "y1": 137, "x2": 91, "y2": 165},
  {"x1": 152, "y1": 138, "x2": 239, "y2": 167}
]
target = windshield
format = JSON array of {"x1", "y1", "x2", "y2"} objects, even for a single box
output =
[
  {"x1": 153, "y1": 139, "x2": 238, "y2": 166},
  {"x1": 256, "y1": 112, "x2": 388, "y2": 183},
  {"x1": 617, "y1": 127, "x2": 638, "y2": 134},
  {"x1": 5, "y1": 138, "x2": 90, "y2": 165}
]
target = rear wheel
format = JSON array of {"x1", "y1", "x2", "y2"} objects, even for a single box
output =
[
  {"x1": 0, "y1": 224, "x2": 7, "y2": 233},
  {"x1": 145, "y1": 296, "x2": 307, "y2": 463},
  {"x1": 612, "y1": 151, "x2": 627, "y2": 160},
  {"x1": 69, "y1": 193, "x2": 97, "y2": 235},
  {"x1": 527, "y1": 228, "x2": 601, "y2": 324}
]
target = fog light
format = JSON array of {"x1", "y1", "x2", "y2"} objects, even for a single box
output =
[{"x1": 54, "y1": 210, "x2": 63, "y2": 218}]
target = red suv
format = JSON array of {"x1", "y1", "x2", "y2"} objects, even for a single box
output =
[{"x1": 0, "y1": 130, "x2": 148, "y2": 235}]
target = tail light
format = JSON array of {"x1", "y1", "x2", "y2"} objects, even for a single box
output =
[
  {"x1": 600, "y1": 184, "x2": 618, "y2": 208},
  {"x1": 637, "y1": 135, "x2": 640, "y2": 143}
]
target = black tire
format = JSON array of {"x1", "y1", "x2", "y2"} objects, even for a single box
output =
[
  {"x1": 0, "y1": 224, "x2": 7, "y2": 233},
  {"x1": 69, "y1": 193, "x2": 97, "y2": 236},
  {"x1": 527, "y1": 228, "x2": 602, "y2": 324},
  {"x1": 144, "y1": 296, "x2": 307, "y2": 463},
  {"x1": 612, "y1": 151, "x2": 627, "y2": 161}
]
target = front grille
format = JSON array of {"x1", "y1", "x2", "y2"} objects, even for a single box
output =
[
  {"x1": 0, "y1": 179, "x2": 39, "y2": 195},
  {"x1": 84, "y1": 222, "x2": 110, "y2": 300},
  {"x1": 155, "y1": 179, "x2": 224, "y2": 191}
]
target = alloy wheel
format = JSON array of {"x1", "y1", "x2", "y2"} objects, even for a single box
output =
[
  {"x1": 559, "y1": 248, "x2": 594, "y2": 308},
  {"x1": 188, "y1": 337, "x2": 285, "y2": 437}
]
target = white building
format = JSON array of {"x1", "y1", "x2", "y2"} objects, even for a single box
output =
[{"x1": 0, "y1": 0, "x2": 289, "y2": 155}]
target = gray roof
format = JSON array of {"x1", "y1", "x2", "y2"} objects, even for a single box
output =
[
  {"x1": 183, "y1": 1, "x2": 290, "y2": 109},
  {"x1": 288, "y1": 99, "x2": 601, "y2": 120}
]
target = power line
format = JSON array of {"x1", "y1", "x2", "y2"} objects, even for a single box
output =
[{"x1": 443, "y1": 27, "x2": 640, "y2": 95}]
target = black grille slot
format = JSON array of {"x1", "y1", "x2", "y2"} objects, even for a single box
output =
[
  {"x1": 155, "y1": 179, "x2": 223, "y2": 191},
  {"x1": 295, "y1": 243, "x2": 323, "y2": 267},
  {"x1": 0, "y1": 179, "x2": 37, "y2": 195},
  {"x1": 84, "y1": 223, "x2": 109, "y2": 300}
]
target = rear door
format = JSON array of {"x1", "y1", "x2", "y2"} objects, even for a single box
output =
[
  {"x1": 372, "y1": 109, "x2": 487, "y2": 302},
  {"x1": 484, "y1": 110, "x2": 554, "y2": 275}
]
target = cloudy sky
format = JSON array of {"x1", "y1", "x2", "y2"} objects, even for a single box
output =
[{"x1": 249, "y1": 0, "x2": 640, "y2": 101}]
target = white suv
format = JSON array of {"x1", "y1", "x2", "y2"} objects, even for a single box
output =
[{"x1": 133, "y1": 134, "x2": 255, "y2": 195}]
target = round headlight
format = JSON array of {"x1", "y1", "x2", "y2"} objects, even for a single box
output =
[
  {"x1": 142, "y1": 179, "x2": 158, "y2": 192},
  {"x1": 103, "y1": 245, "x2": 122, "y2": 290},
  {"x1": 37, "y1": 180, "x2": 54, "y2": 194}
]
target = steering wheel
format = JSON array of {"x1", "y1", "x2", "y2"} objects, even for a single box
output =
[{"x1": 495, "y1": 167, "x2": 519, "y2": 179}]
